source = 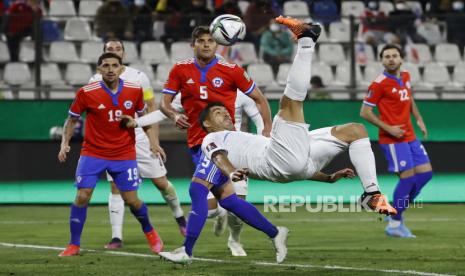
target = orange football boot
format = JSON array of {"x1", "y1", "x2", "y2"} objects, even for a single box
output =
[
  {"x1": 145, "y1": 229, "x2": 164, "y2": 254},
  {"x1": 364, "y1": 193, "x2": 398, "y2": 215},
  {"x1": 58, "y1": 244, "x2": 80, "y2": 257},
  {"x1": 275, "y1": 15, "x2": 321, "y2": 42}
]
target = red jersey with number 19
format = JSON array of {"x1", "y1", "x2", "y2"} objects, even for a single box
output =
[
  {"x1": 69, "y1": 80, "x2": 146, "y2": 160},
  {"x1": 162, "y1": 57, "x2": 255, "y2": 148},
  {"x1": 364, "y1": 71, "x2": 416, "y2": 144}
]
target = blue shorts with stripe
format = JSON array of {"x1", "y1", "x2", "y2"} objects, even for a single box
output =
[
  {"x1": 75, "y1": 155, "x2": 142, "y2": 191},
  {"x1": 379, "y1": 139, "x2": 430, "y2": 173},
  {"x1": 193, "y1": 153, "x2": 229, "y2": 187}
]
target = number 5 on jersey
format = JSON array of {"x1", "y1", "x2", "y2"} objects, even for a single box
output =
[{"x1": 200, "y1": 86, "x2": 208, "y2": 99}]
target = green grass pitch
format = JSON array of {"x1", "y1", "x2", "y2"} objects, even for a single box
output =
[{"x1": 1, "y1": 204, "x2": 464, "y2": 275}]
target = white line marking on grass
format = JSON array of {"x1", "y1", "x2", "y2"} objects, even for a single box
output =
[{"x1": 0, "y1": 242, "x2": 454, "y2": 276}]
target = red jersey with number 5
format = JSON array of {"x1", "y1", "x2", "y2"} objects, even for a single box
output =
[
  {"x1": 69, "y1": 80, "x2": 146, "y2": 160},
  {"x1": 162, "y1": 57, "x2": 255, "y2": 148},
  {"x1": 363, "y1": 71, "x2": 416, "y2": 144}
]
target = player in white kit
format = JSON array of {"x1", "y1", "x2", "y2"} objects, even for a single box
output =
[
  {"x1": 127, "y1": 90, "x2": 265, "y2": 256},
  {"x1": 90, "y1": 39, "x2": 186, "y2": 249}
]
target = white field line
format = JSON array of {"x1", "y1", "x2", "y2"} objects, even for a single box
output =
[{"x1": 0, "y1": 242, "x2": 455, "y2": 276}]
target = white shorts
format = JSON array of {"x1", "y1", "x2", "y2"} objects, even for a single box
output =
[
  {"x1": 257, "y1": 116, "x2": 311, "y2": 182},
  {"x1": 107, "y1": 130, "x2": 167, "y2": 181},
  {"x1": 303, "y1": 127, "x2": 349, "y2": 178},
  {"x1": 207, "y1": 179, "x2": 248, "y2": 199}
]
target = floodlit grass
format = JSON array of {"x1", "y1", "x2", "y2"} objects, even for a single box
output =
[{"x1": 1, "y1": 204, "x2": 464, "y2": 275}]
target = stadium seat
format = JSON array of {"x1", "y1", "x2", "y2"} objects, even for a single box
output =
[
  {"x1": 283, "y1": 1, "x2": 310, "y2": 18},
  {"x1": 379, "y1": 1, "x2": 394, "y2": 14},
  {"x1": 79, "y1": 0, "x2": 102, "y2": 17},
  {"x1": 247, "y1": 63, "x2": 276, "y2": 89},
  {"x1": 170, "y1": 42, "x2": 192, "y2": 63},
  {"x1": 65, "y1": 63, "x2": 93, "y2": 86},
  {"x1": 440, "y1": 62, "x2": 465, "y2": 99},
  {"x1": 49, "y1": 41, "x2": 79, "y2": 63},
  {"x1": 318, "y1": 43, "x2": 345, "y2": 65},
  {"x1": 129, "y1": 62, "x2": 155, "y2": 81},
  {"x1": 64, "y1": 17, "x2": 93, "y2": 41},
  {"x1": 49, "y1": 0, "x2": 77, "y2": 17},
  {"x1": 329, "y1": 21, "x2": 351, "y2": 42},
  {"x1": 80, "y1": 41, "x2": 104, "y2": 63},
  {"x1": 452, "y1": 62, "x2": 465, "y2": 87},
  {"x1": 0, "y1": 41, "x2": 9, "y2": 63},
  {"x1": 42, "y1": 20, "x2": 61, "y2": 42},
  {"x1": 311, "y1": 61, "x2": 334, "y2": 85},
  {"x1": 334, "y1": 61, "x2": 363, "y2": 86},
  {"x1": 152, "y1": 20, "x2": 166, "y2": 40},
  {"x1": 434, "y1": 43, "x2": 462, "y2": 66},
  {"x1": 238, "y1": 0, "x2": 250, "y2": 14},
  {"x1": 341, "y1": 1, "x2": 365, "y2": 19},
  {"x1": 140, "y1": 41, "x2": 170, "y2": 65},
  {"x1": 41, "y1": 63, "x2": 64, "y2": 85},
  {"x1": 417, "y1": 21, "x2": 443, "y2": 45},
  {"x1": 4, "y1": 62, "x2": 31, "y2": 85},
  {"x1": 355, "y1": 43, "x2": 375, "y2": 64},
  {"x1": 422, "y1": 62, "x2": 450, "y2": 88},
  {"x1": 19, "y1": 41, "x2": 35, "y2": 63},
  {"x1": 122, "y1": 41, "x2": 139, "y2": 63},
  {"x1": 154, "y1": 63, "x2": 174, "y2": 90},
  {"x1": 230, "y1": 42, "x2": 258, "y2": 65},
  {"x1": 362, "y1": 62, "x2": 384, "y2": 86},
  {"x1": 405, "y1": 43, "x2": 432, "y2": 66},
  {"x1": 401, "y1": 62, "x2": 421, "y2": 86},
  {"x1": 276, "y1": 63, "x2": 291, "y2": 86}
]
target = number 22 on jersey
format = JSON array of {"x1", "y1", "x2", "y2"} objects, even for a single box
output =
[{"x1": 392, "y1": 88, "x2": 410, "y2": 101}]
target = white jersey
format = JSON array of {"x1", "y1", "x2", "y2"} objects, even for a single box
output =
[
  {"x1": 234, "y1": 91, "x2": 264, "y2": 133},
  {"x1": 89, "y1": 66, "x2": 154, "y2": 143}
]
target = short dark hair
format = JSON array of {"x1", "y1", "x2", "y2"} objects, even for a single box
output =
[
  {"x1": 199, "y1": 102, "x2": 226, "y2": 132},
  {"x1": 379, "y1": 44, "x2": 404, "y2": 59},
  {"x1": 103, "y1": 38, "x2": 125, "y2": 52},
  {"x1": 97, "y1": 52, "x2": 123, "y2": 66},
  {"x1": 191, "y1": 26, "x2": 211, "y2": 44}
]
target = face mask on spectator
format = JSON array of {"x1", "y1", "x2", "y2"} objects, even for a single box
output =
[
  {"x1": 395, "y1": 2, "x2": 407, "y2": 10},
  {"x1": 452, "y1": 1, "x2": 464, "y2": 11},
  {"x1": 270, "y1": 23, "x2": 280, "y2": 32}
]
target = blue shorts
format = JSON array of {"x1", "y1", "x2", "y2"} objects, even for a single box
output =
[
  {"x1": 75, "y1": 155, "x2": 141, "y2": 191},
  {"x1": 193, "y1": 153, "x2": 229, "y2": 188},
  {"x1": 379, "y1": 139, "x2": 430, "y2": 173}
]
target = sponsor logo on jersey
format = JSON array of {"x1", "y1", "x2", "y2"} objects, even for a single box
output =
[
  {"x1": 124, "y1": 100, "x2": 133, "y2": 109},
  {"x1": 212, "y1": 77, "x2": 224, "y2": 88},
  {"x1": 198, "y1": 168, "x2": 206, "y2": 174},
  {"x1": 98, "y1": 104, "x2": 106, "y2": 109},
  {"x1": 206, "y1": 142, "x2": 217, "y2": 152},
  {"x1": 243, "y1": 71, "x2": 251, "y2": 81},
  {"x1": 186, "y1": 78, "x2": 195, "y2": 84}
]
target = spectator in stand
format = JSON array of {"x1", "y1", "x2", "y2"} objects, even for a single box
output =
[
  {"x1": 388, "y1": 0, "x2": 426, "y2": 44},
  {"x1": 309, "y1": 75, "x2": 331, "y2": 100},
  {"x1": 259, "y1": 19, "x2": 293, "y2": 76},
  {"x1": 130, "y1": 0, "x2": 154, "y2": 44},
  {"x1": 445, "y1": 0, "x2": 465, "y2": 52},
  {"x1": 95, "y1": 0, "x2": 134, "y2": 40},
  {"x1": 2, "y1": 0, "x2": 42, "y2": 61},
  {"x1": 215, "y1": 0, "x2": 242, "y2": 16},
  {"x1": 309, "y1": 0, "x2": 341, "y2": 28},
  {"x1": 359, "y1": 1, "x2": 400, "y2": 48},
  {"x1": 243, "y1": 0, "x2": 277, "y2": 51}
]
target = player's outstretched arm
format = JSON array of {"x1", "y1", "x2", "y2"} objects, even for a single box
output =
[
  {"x1": 309, "y1": 168, "x2": 355, "y2": 183},
  {"x1": 58, "y1": 116, "x2": 79, "y2": 163},
  {"x1": 211, "y1": 151, "x2": 249, "y2": 182}
]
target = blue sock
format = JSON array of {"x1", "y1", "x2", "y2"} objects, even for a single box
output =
[
  {"x1": 183, "y1": 182, "x2": 209, "y2": 256},
  {"x1": 69, "y1": 204, "x2": 87, "y2": 246},
  {"x1": 219, "y1": 194, "x2": 278, "y2": 238},
  {"x1": 391, "y1": 175, "x2": 416, "y2": 221},
  {"x1": 410, "y1": 171, "x2": 433, "y2": 201},
  {"x1": 130, "y1": 202, "x2": 153, "y2": 233}
]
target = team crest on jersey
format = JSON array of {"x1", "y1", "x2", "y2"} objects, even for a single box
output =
[
  {"x1": 206, "y1": 142, "x2": 217, "y2": 152},
  {"x1": 124, "y1": 100, "x2": 133, "y2": 109},
  {"x1": 406, "y1": 81, "x2": 411, "y2": 89},
  {"x1": 212, "y1": 77, "x2": 224, "y2": 88}
]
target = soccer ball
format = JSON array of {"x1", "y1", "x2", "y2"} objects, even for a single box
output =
[{"x1": 210, "y1": 14, "x2": 246, "y2": 46}]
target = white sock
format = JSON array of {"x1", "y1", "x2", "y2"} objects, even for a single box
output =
[
  {"x1": 160, "y1": 181, "x2": 184, "y2": 218},
  {"x1": 349, "y1": 138, "x2": 381, "y2": 193},
  {"x1": 108, "y1": 193, "x2": 125, "y2": 240},
  {"x1": 284, "y1": 37, "x2": 315, "y2": 101},
  {"x1": 227, "y1": 212, "x2": 243, "y2": 243},
  {"x1": 207, "y1": 205, "x2": 226, "y2": 219},
  {"x1": 389, "y1": 219, "x2": 401, "y2": 228}
]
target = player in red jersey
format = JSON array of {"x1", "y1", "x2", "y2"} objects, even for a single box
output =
[
  {"x1": 160, "y1": 26, "x2": 272, "y2": 256},
  {"x1": 360, "y1": 44, "x2": 433, "y2": 238},
  {"x1": 57, "y1": 53, "x2": 163, "y2": 257}
]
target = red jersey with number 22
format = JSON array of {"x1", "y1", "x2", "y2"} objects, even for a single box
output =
[
  {"x1": 162, "y1": 57, "x2": 255, "y2": 148},
  {"x1": 69, "y1": 80, "x2": 146, "y2": 160},
  {"x1": 364, "y1": 71, "x2": 416, "y2": 144}
]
